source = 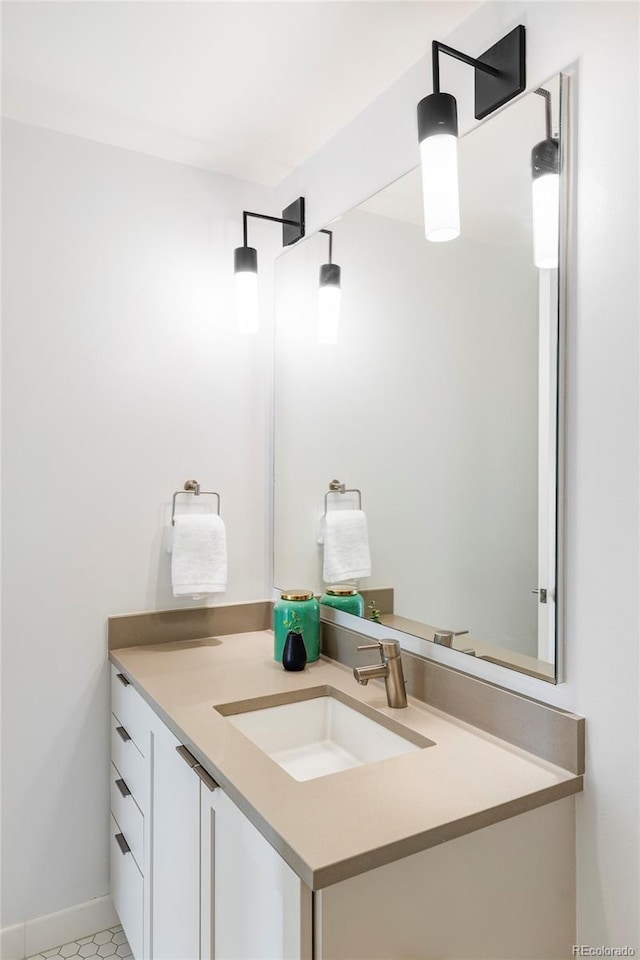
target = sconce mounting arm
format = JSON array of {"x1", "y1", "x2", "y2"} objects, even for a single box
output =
[
  {"x1": 241, "y1": 197, "x2": 306, "y2": 249},
  {"x1": 431, "y1": 25, "x2": 526, "y2": 121},
  {"x1": 320, "y1": 228, "x2": 333, "y2": 264},
  {"x1": 534, "y1": 87, "x2": 554, "y2": 140},
  {"x1": 431, "y1": 40, "x2": 499, "y2": 93}
]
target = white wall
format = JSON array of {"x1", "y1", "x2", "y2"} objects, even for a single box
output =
[
  {"x1": 278, "y1": 1, "x2": 640, "y2": 948},
  {"x1": 0, "y1": 120, "x2": 276, "y2": 928}
]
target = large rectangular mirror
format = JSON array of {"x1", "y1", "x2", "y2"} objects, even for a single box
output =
[{"x1": 273, "y1": 75, "x2": 567, "y2": 683}]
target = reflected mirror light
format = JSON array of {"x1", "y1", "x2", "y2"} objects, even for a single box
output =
[
  {"x1": 531, "y1": 91, "x2": 560, "y2": 270},
  {"x1": 532, "y1": 173, "x2": 559, "y2": 268},
  {"x1": 318, "y1": 263, "x2": 342, "y2": 344},
  {"x1": 318, "y1": 285, "x2": 341, "y2": 344}
]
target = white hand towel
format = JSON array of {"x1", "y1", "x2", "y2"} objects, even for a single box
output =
[
  {"x1": 323, "y1": 509, "x2": 371, "y2": 583},
  {"x1": 171, "y1": 514, "x2": 227, "y2": 597}
]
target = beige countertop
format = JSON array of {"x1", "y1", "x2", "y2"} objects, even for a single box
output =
[{"x1": 110, "y1": 630, "x2": 582, "y2": 891}]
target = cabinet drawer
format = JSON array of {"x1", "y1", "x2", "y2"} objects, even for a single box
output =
[
  {"x1": 111, "y1": 713, "x2": 146, "y2": 810},
  {"x1": 110, "y1": 665, "x2": 151, "y2": 756},
  {"x1": 110, "y1": 763, "x2": 143, "y2": 872},
  {"x1": 110, "y1": 814, "x2": 143, "y2": 960}
]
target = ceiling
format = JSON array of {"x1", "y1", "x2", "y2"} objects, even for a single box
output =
[{"x1": 1, "y1": 1, "x2": 478, "y2": 186}]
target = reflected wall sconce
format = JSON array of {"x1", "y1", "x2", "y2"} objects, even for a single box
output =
[
  {"x1": 531, "y1": 87, "x2": 559, "y2": 269},
  {"x1": 233, "y1": 198, "x2": 305, "y2": 333},
  {"x1": 318, "y1": 228, "x2": 341, "y2": 344},
  {"x1": 417, "y1": 25, "x2": 526, "y2": 242}
]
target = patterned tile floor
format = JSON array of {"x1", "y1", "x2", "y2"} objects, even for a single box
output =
[{"x1": 27, "y1": 925, "x2": 132, "y2": 960}]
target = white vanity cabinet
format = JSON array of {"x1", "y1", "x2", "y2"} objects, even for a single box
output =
[
  {"x1": 109, "y1": 666, "x2": 154, "y2": 960},
  {"x1": 110, "y1": 663, "x2": 577, "y2": 960},
  {"x1": 111, "y1": 666, "x2": 310, "y2": 960},
  {"x1": 199, "y1": 770, "x2": 575, "y2": 960},
  {"x1": 200, "y1": 784, "x2": 311, "y2": 960}
]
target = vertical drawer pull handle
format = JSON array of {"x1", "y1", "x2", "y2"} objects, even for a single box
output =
[
  {"x1": 175, "y1": 744, "x2": 198, "y2": 768},
  {"x1": 115, "y1": 832, "x2": 131, "y2": 856},
  {"x1": 116, "y1": 726, "x2": 131, "y2": 742},
  {"x1": 194, "y1": 764, "x2": 219, "y2": 792},
  {"x1": 116, "y1": 673, "x2": 130, "y2": 687},
  {"x1": 175, "y1": 746, "x2": 219, "y2": 790},
  {"x1": 115, "y1": 778, "x2": 131, "y2": 798}
]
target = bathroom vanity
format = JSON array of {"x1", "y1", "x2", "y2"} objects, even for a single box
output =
[{"x1": 108, "y1": 605, "x2": 583, "y2": 960}]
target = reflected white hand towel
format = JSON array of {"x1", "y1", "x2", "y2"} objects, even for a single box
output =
[
  {"x1": 323, "y1": 509, "x2": 371, "y2": 583},
  {"x1": 171, "y1": 514, "x2": 227, "y2": 597}
]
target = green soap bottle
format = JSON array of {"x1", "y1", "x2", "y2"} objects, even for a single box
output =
[
  {"x1": 274, "y1": 590, "x2": 320, "y2": 663},
  {"x1": 320, "y1": 585, "x2": 365, "y2": 618}
]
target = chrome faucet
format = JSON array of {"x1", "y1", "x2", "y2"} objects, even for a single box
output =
[{"x1": 353, "y1": 639, "x2": 408, "y2": 708}]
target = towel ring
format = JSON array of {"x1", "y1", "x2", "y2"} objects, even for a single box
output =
[
  {"x1": 171, "y1": 480, "x2": 221, "y2": 526},
  {"x1": 324, "y1": 479, "x2": 362, "y2": 515}
]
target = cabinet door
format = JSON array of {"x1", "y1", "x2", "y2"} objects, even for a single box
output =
[
  {"x1": 201, "y1": 786, "x2": 311, "y2": 960},
  {"x1": 150, "y1": 719, "x2": 201, "y2": 960}
]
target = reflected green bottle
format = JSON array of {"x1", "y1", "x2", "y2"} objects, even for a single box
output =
[
  {"x1": 320, "y1": 585, "x2": 365, "y2": 618},
  {"x1": 273, "y1": 590, "x2": 320, "y2": 663}
]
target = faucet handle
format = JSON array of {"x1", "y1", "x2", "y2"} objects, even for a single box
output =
[
  {"x1": 357, "y1": 639, "x2": 401, "y2": 660},
  {"x1": 357, "y1": 642, "x2": 384, "y2": 663}
]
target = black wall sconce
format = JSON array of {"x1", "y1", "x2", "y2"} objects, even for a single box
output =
[
  {"x1": 233, "y1": 197, "x2": 305, "y2": 333},
  {"x1": 417, "y1": 25, "x2": 526, "y2": 242},
  {"x1": 531, "y1": 86, "x2": 560, "y2": 269}
]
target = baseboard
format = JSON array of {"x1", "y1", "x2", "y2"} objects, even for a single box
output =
[
  {"x1": 2, "y1": 896, "x2": 117, "y2": 960},
  {"x1": 0, "y1": 923, "x2": 25, "y2": 960}
]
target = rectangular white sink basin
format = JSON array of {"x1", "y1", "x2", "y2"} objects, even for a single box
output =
[{"x1": 215, "y1": 686, "x2": 434, "y2": 782}]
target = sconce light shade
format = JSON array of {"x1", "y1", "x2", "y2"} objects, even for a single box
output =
[
  {"x1": 417, "y1": 27, "x2": 525, "y2": 244},
  {"x1": 234, "y1": 246, "x2": 259, "y2": 334},
  {"x1": 417, "y1": 93, "x2": 460, "y2": 243},
  {"x1": 318, "y1": 262, "x2": 341, "y2": 344},
  {"x1": 531, "y1": 138, "x2": 559, "y2": 269},
  {"x1": 232, "y1": 199, "x2": 305, "y2": 335}
]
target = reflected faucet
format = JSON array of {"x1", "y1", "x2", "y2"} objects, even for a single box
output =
[
  {"x1": 433, "y1": 629, "x2": 468, "y2": 647},
  {"x1": 433, "y1": 629, "x2": 475, "y2": 656},
  {"x1": 353, "y1": 639, "x2": 408, "y2": 709}
]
